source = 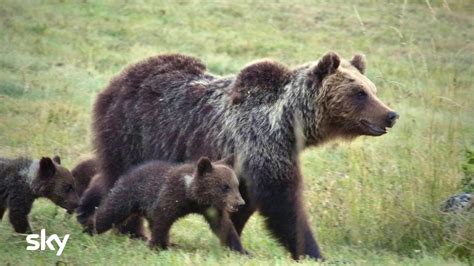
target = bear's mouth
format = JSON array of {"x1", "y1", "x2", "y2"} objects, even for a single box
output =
[
  {"x1": 360, "y1": 120, "x2": 387, "y2": 136},
  {"x1": 226, "y1": 204, "x2": 239, "y2": 213}
]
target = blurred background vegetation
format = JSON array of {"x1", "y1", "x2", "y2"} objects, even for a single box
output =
[{"x1": 0, "y1": 0, "x2": 472, "y2": 265}]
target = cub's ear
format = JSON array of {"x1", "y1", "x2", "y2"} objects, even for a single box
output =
[
  {"x1": 196, "y1": 157, "x2": 213, "y2": 176},
  {"x1": 52, "y1": 155, "x2": 61, "y2": 165},
  {"x1": 39, "y1": 157, "x2": 56, "y2": 179},
  {"x1": 216, "y1": 155, "x2": 234, "y2": 168},
  {"x1": 350, "y1": 54, "x2": 366, "y2": 74},
  {"x1": 311, "y1": 51, "x2": 340, "y2": 80}
]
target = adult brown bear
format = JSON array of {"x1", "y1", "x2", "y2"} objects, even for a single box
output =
[{"x1": 77, "y1": 52, "x2": 398, "y2": 260}]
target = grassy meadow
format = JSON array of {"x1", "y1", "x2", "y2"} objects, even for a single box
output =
[{"x1": 0, "y1": 0, "x2": 473, "y2": 265}]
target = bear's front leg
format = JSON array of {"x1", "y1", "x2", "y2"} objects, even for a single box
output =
[
  {"x1": 149, "y1": 212, "x2": 175, "y2": 250},
  {"x1": 0, "y1": 204, "x2": 5, "y2": 220},
  {"x1": 250, "y1": 160, "x2": 323, "y2": 260},
  {"x1": 204, "y1": 208, "x2": 248, "y2": 254},
  {"x1": 258, "y1": 181, "x2": 323, "y2": 260},
  {"x1": 8, "y1": 199, "x2": 33, "y2": 234}
]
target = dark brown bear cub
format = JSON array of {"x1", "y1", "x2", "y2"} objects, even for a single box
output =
[
  {"x1": 71, "y1": 158, "x2": 97, "y2": 197},
  {"x1": 0, "y1": 156, "x2": 79, "y2": 233},
  {"x1": 94, "y1": 157, "x2": 246, "y2": 252}
]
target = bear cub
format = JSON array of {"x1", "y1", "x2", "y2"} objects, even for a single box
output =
[
  {"x1": 94, "y1": 156, "x2": 245, "y2": 250},
  {"x1": 0, "y1": 156, "x2": 79, "y2": 233},
  {"x1": 71, "y1": 158, "x2": 97, "y2": 197}
]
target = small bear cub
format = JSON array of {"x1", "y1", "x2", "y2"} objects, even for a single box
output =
[
  {"x1": 0, "y1": 156, "x2": 79, "y2": 233},
  {"x1": 94, "y1": 156, "x2": 245, "y2": 250},
  {"x1": 71, "y1": 158, "x2": 97, "y2": 197}
]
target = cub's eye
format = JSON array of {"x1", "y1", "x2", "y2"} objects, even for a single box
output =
[
  {"x1": 65, "y1": 185, "x2": 74, "y2": 193},
  {"x1": 222, "y1": 184, "x2": 230, "y2": 193},
  {"x1": 356, "y1": 90, "x2": 367, "y2": 99}
]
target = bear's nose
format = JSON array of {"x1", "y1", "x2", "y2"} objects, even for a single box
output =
[
  {"x1": 386, "y1": 111, "x2": 399, "y2": 127},
  {"x1": 237, "y1": 197, "x2": 246, "y2": 207}
]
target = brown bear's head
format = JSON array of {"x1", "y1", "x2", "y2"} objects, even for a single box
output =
[
  {"x1": 71, "y1": 158, "x2": 97, "y2": 197},
  {"x1": 34, "y1": 156, "x2": 80, "y2": 213},
  {"x1": 191, "y1": 156, "x2": 245, "y2": 213},
  {"x1": 310, "y1": 52, "x2": 399, "y2": 141}
]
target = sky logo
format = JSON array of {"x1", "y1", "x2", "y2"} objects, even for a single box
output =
[{"x1": 25, "y1": 229, "x2": 69, "y2": 256}]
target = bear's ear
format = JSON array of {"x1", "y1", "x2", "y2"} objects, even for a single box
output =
[
  {"x1": 312, "y1": 52, "x2": 340, "y2": 80},
  {"x1": 196, "y1": 157, "x2": 213, "y2": 176},
  {"x1": 216, "y1": 155, "x2": 234, "y2": 168},
  {"x1": 39, "y1": 157, "x2": 56, "y2": 179},
  {"x1": 350, "y1": 54, "x2": 366, "y2": 74},
  {"x1": 52, "y1": 155, "x2": 61, "y2": 165}
]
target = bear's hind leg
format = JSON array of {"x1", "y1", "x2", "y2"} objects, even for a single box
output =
[
  {"x1": 149, "y1": 213, "x2": 175, "y2": 250},
  {"x1": 94, "y1": 187, "x2": 138, "y2": 235},
  {"x1": 116, "y1": 215, "x2": 146, "y2": 240},
  {"x1": 77, "y1": 177, "x2": 107, "y2": 228}
]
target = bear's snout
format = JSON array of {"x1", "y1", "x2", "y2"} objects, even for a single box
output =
[
  {"x1": 66, "y1": 201, "x2": 79, "y2": 214},
  {"x1": 226, "y1": 195, "x2": 246, "y2": 212},
  {"x1": 236, "y1": 196, "x2": 246, "y2": 207},
  {"x1": 386, "y1": 111, "x2": 399, "y2": 128}
]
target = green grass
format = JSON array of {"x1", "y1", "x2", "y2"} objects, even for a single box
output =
[{"x1": 1, "y1": 0, "x2": 473, "y2": 265}]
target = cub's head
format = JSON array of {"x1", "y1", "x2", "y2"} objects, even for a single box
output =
[
  {"x1": 71, "y1": 158, "x2": 97, "y2": 197},
  {"x1": 190, "y1": 156, "x2": 245, "y2": 213},
  {"x1": 34, "y1": 156, "x2": 79, "y2": 213},
  {"x1": 308, "y1": 52, "x2": 399, "y2": 142}
]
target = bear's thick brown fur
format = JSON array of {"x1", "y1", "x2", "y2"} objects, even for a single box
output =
[
  {"x1": 0, "y1": 156, "x2": 79, "y2": 233},
  {"x1": 71, "y1": 158, "x2": 97, "y2": 197},
  {"x1": 94, "y1": 156, "x2": 245, "y2": 252},
  {"x1": 78, "y1": 52, "x2": 398, "y2": 260}
]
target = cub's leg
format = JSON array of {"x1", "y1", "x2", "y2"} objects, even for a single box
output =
[
  {"x1": 116, "y1": 215, "x2": 146, "y2": 240},
  {"x1": 204, "y1": 208, "x2": 247, "y2": 254},
  {"x1": 149, "y1": 211, "x2": 178, "y2": 250},
  {"x1": 8, "y1": 196, "x2": 34, "y2": 233},
  {"x1": 94, "y1": 187, "x2": 138, "y2": 234},
  {"x1": 77, "y1": 177, "x2": 107, "y2": 228}
]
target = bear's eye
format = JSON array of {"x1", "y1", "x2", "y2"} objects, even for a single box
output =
[
  {"x1": 65, "y1": 185, "x2": 74, "y2": 193},
  {"x1": 356, "y1": 90, "x2": 367, "y2": 100},
  {"x1": 222, "y1": 184, "x2": 230, "y2": 193}
]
